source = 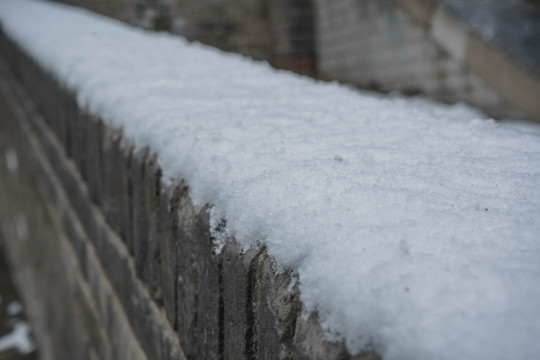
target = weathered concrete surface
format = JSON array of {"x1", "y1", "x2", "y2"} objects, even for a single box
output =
[
  {"x1": 315, "y1": 0, "x2": 540, "y2": 122},
  {"x1": 0, "y1": 57, "x2": 144, "y2": 360},
  {"x1": 0, "y1": 38, "x2": 182, "y2": 360},
  {"x1": 0, "y1": 28, "x2": 380, "y2": 360},
  {"x1": 0, "y1": 181, "x2": 37, "y2": 360}
]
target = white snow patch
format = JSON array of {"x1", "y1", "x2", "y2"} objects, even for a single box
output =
[
  {"x1": 1, "y1": 1, "x2": 540, "y2": 359},
  {"x1": 0, "y1": 321, "x2": 35, "y2": 354},
  {"x1": 6, "y1": 301, "x2": 22, "y2": 317}
]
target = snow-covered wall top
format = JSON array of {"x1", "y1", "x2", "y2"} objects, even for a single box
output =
[{"x1": 1, "y1": 1, "x2": 540, "y2": 359}]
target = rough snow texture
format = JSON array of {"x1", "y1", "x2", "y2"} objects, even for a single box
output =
[{"x1": 1, "y1": 1, "x2": 540, "y2": 359}]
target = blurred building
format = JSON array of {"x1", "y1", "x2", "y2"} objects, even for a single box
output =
[
  {"x1": 315, "y1": 0, "x2": 540, "y2": 121},
  {"x1": 56, "y1": 0, "x2": 540, "y2": 121},
  {"x1": 59, "y1": 0, "x2": 316, "y2": 75}
]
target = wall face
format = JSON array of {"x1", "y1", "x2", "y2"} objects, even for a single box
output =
[
  {"x1": 171, "y1": 0, "x2": 316, "y2": 73},
  {"x1": 0, "y1": 32, "x2": 377, "y2": 360},
  {"x1": 174, "y1": 0, "x2": 272, "y2": 59},
  {"x1": 55, "y1": 0, "x2": 540, "y2": 121},
  {"x1": 314, "y1": 0, "x2": 520, "y2": 118},
  {"x1": 57, "y1": 0, "x2": 316, "y2": 75}
]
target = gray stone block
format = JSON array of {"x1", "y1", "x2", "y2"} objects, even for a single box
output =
[
  {"x1": 174, "y1": 199, "x2": 223, "y2": 360},
  {"x1": 144, "y1": 154, "x2": 163, "y2": 303},
  {"x1": 130, "y1": 149, "x2": 163, "y2": 302},
  {"x1": 222, "y1": 241, "x2": 260, "y2": 360},
  {"x1": 85, "y1": 114, "x2": 104, "y2": 207},
  {"x1": 174, "y1": 189, "x2": 201, "y2": 359},
  {"x1": 71, "y1": 279, "x2": 113, "y2": 360},
  {"x1": 293, "y1": 314, "x2": 380, "y2": 360},
  {"x1": 94, "y1": 211, "x2": 181, "y2": 360},
  {"x1": 131, "y1": 147, "x2": 149, "y2": 274},
  {"x1": 63, "y1": 87, "x2": 79, "y2": 160},
  {"x1": 66, "y1": 91, "x2": 82, "y2": 167},
  {"x1": 255, "y1": 253, "x2": 300, "y2": 359},
  {"x1": 293, "y1": 314, "x2": 349, "y2": 360},
  {"x1": 193, "y1": 205, "x2": 221, "y2": 360},
  {"x1": 100, "y1": 126, "x2": 125, "y2": 236},
  {"x1": 61, "y1": 206, "x2": 88, "y2": 280},
  {"x1": 118, "y1": 136, "x2": 134, "y2": 244},
  {"x1": 159, "y1": 182, "x2": 184, "y2": 328},
  {"x1": 73, "y1": 107, "x2": 88, "y2": 182}
]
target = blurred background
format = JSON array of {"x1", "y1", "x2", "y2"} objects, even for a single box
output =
[{"x1": 55, "y1": 0, "x2": 540, "y2": 122}]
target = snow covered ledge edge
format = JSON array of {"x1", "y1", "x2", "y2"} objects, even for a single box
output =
[{"x1": 0, "y1": 29, "x2": 378, "y2": 360}]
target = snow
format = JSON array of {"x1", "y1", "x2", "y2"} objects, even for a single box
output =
[
  {"x1": 0, "y1": 321, "x2": 35, "y2": 354},
  {"x1": 1, "y1": 1, "x2": 540, "y2": 359},
  {"x1": 6, "y1": 301, "x2": 22, "y2": 317}
]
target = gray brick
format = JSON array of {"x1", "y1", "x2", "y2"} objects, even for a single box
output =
[
  {"x1": 255, "y1": 253, "x2": 300, "y2": 360},
  {"x1": 159, "y1": 182, "x2": 184, "y2": 328},
  {"x1": 144, "y1": 154, "x2": 163, "y2": 302},
  {"x1": 222, "y1": 242, "x2": 260, "y2": 360},
  {"x1": 131, "y1": 147, "x2": 150, "y2": 277},
  {"x1": 174, "y1": 188, "x2": 200, "y2": 359},
  {"x1": 85, "y1": 114, "x2": 104, "y2": 207},
  {"x1": 101, "y1": 126, "x2": 123, "y2": 231},
  {"x1": 194, "y1": 206, "x2": 221, "y2": 360}
]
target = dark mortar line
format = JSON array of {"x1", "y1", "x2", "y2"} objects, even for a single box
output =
[
  {"x1": 64, "y1": 92, "x2": 72, "y2": 159},
  {"x1": 0, "y1": 55, "x2": 113, "y2": 359},
  {"x1": 152, "y1": 167, "x2": 163, "y2": 304},
  {"x1": 135, "y1": 149, "x2": 149, "y2": 280},
  {"x1": 245, "y1": 248, "x2": 265, "y2": 359},
  {"x1": 171, "y1": 186, "x2": 181, "y2": 332},
  {"x1": 0, "y1": 34, "x2": 195, "y2": 359},
  {"x1": 218, "y1": 258, "x2": 225, "y2": 360},
  {"x1": 95, "y1": 120, "x2": 105, "y2": 206},
  {"x1": 127, "y1": 147, "x2": 134, "y2": 256},
  {"x1": 282, "y1": 275, "x2": 301, "y2": 357}
]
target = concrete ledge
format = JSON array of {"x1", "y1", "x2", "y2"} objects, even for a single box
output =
[{"x1": 0, "y1": 30, "x2": 379, "y2": 360}]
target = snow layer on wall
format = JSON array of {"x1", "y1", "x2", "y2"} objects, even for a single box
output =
[{"x1": 1, "y1": 1, "x2": 539, "y2": 359}]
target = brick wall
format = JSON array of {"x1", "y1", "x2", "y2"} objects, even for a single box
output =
[{"x1": 0, "y1": 31, "x2": 375, "y2": 360}]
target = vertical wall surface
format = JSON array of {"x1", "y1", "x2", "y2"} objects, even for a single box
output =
[
  {"x1": 315, "y1": 0, "x2": 509, "y2": 116},
  {"x1": 315, "y1": 0, "x2": 540, "y2": 122},
  {"x1": 57, "y1": 0, "x2": 316, "y2": 75},
  {"x1": 54, "y1": 0, "x2": 540, "y2": 121},
  {"x1": 0, "y1": 29, "x2": 377, "y2": 360}
]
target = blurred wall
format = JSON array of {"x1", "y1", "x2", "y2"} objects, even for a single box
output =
[
  {"x1": 58, "y1": 0, "x2": 316, "y2": 75},
  {"x1": 54, "y1": 0, "x2": 540, "y2": 121},
  {"x1": 315, "y1": 0, "x2": 510, "y2": 117},
  {"x1": 314, "y1": 0, "x2": 540, "y2": 121}
]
